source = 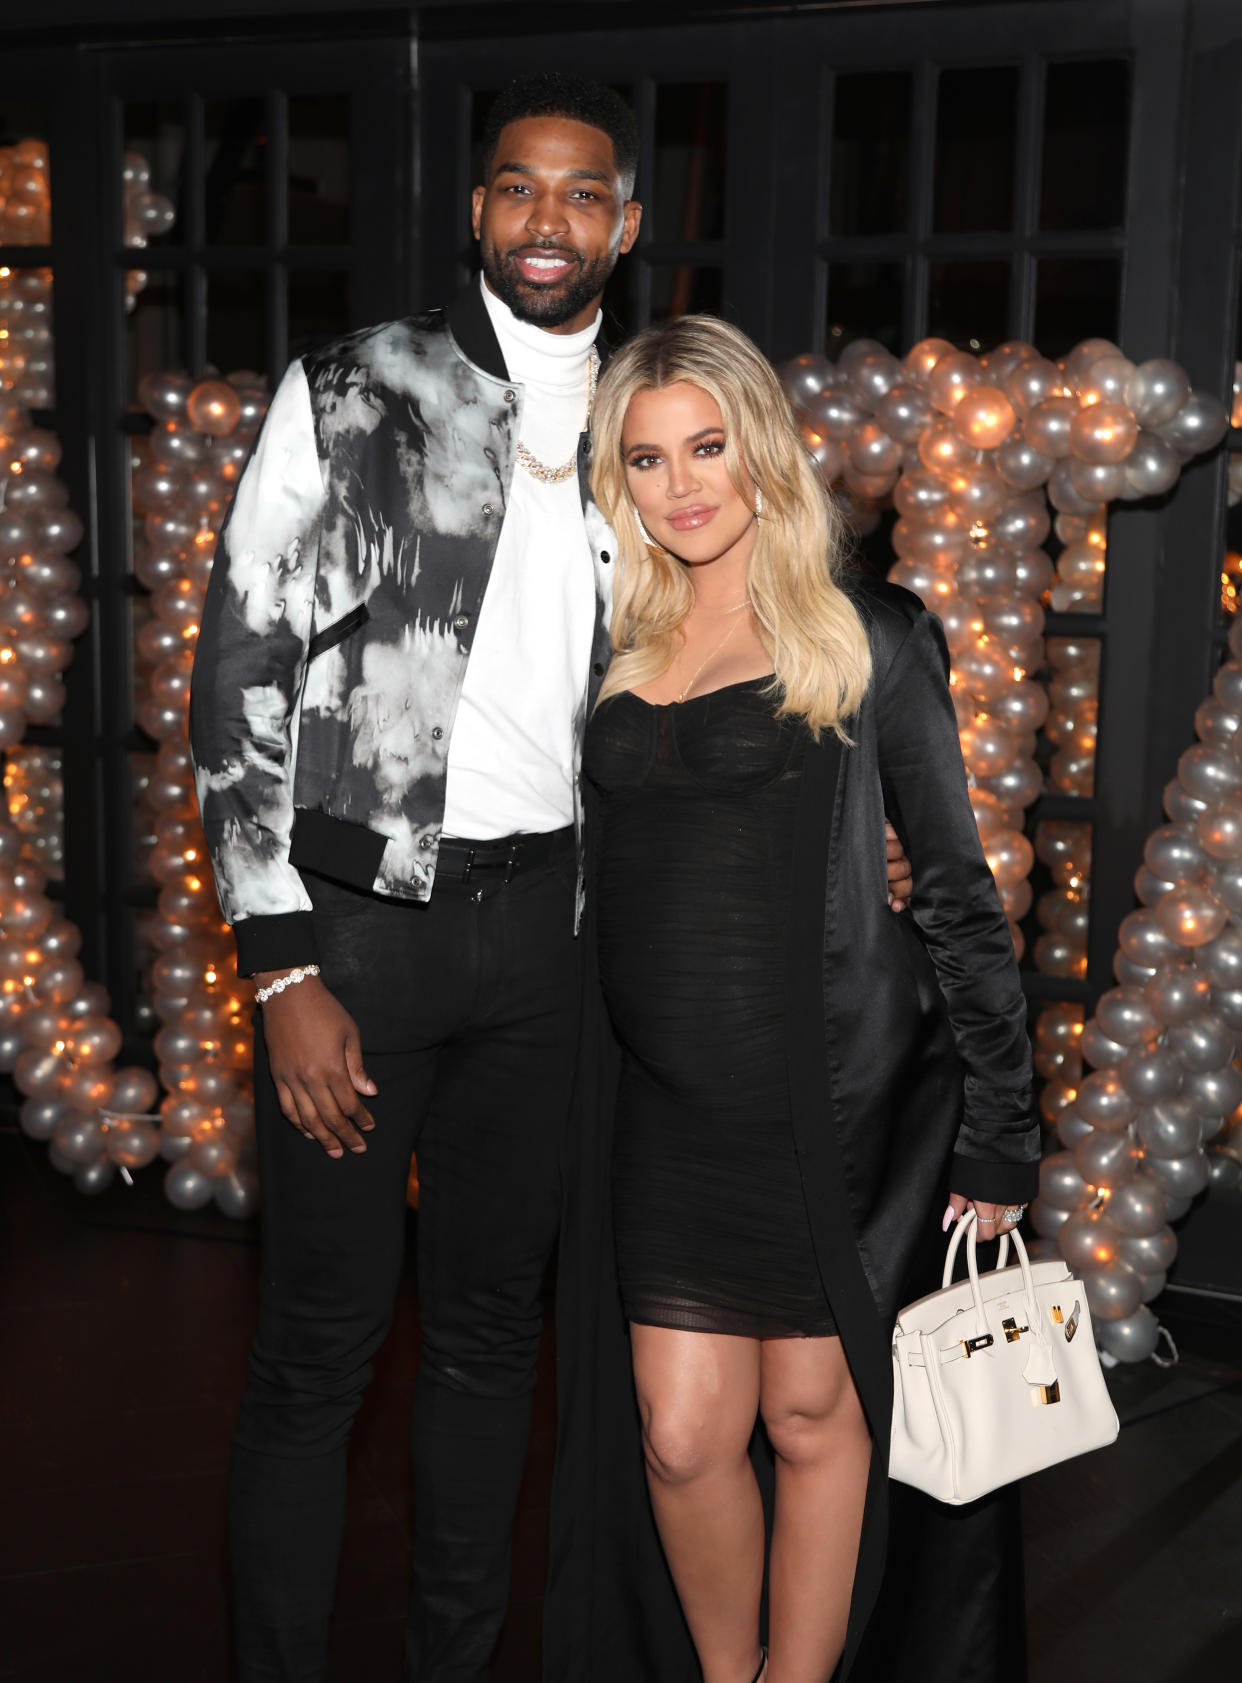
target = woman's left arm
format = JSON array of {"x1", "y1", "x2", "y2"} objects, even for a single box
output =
[{"x1": 874, "y1": 606, "x2": 1041, "y2": 1230}]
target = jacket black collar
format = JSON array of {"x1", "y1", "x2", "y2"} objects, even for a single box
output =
[{"x1": 447, "y1": 276, "x2": 614, "y2": 383}]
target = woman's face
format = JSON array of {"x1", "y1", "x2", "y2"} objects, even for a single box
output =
[{"x1": 621, "y1": 381, "x2": 758, "y2": 574}]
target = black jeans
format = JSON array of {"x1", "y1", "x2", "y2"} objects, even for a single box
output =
[{"x1": 229, "y1": 850, "x2": 581, "y2": 1682}]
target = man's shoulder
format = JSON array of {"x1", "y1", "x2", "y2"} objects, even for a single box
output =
[{"x1": 300, "y1": 307, "x2": 454, "y2": 384}]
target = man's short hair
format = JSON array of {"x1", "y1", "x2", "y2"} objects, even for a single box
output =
[{"x1": 480, "y1": 73, "x2": 639, "y2": 197}]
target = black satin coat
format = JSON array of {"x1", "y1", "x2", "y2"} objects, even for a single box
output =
[{"x1": 544, "y1": 578, "x2": 1039, "y2": 1683}]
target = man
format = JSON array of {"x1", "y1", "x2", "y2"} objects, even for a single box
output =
[{"x1": 190, "y1": 72, "x2": 912, "y2": 1683}]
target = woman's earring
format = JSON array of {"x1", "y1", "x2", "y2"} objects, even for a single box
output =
[
  {"x1": 634, "y1": 507, "x2": 656, "y2": 545},
  {"x1": 754, "y1": 487, "x2": 764, "y2": 519}
]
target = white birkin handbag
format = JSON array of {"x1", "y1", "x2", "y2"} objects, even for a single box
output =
[{"x1": 890, "y1": 1211, "x2": 1120, "y2": 1504}]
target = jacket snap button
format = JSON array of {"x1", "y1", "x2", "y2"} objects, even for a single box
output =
[
  {"x1": 600, "y1": 550, "x2": 611, "y2": 563},
  {"x1": 592, "y1": 661, "x2": 604, "y2": 676},
  {"x1": 453, "y1": 613, "x2": 469, "y2": 630},
  {"x1": 482, "y1": 502, "x2": 493, "y2": 515},
  {"x1": 431, "y1": 725, "x2": 444, "y2": 740},
  {"x1": 504, "y1": 389, "x2": 515, "y2": 403},
  {"x1": 419, "y1": 835, "x2": 434, "y2": 851}
]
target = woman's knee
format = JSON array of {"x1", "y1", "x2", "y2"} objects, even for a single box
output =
[
  {"x1": 761, "y1": 1372, "x2": 867, "y2": 1465},
  {"x1": 640, "y1": 1398, "x2": 745, "y2": 1487}
]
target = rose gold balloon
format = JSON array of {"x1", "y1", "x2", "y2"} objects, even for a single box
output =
[
  {"x1": 951, "y1": 383, "x2": 1016, "y2": 448},
  {"x1": 928, "y1": 351, "x2": 982, "y2": 415}
]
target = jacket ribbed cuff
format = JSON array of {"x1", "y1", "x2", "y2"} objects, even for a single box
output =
[
  {"x1": 232, "y1": 911, "x2": 321, "y2": 978},
  {"x1": 949, "y1": 1151, "x2": 1040, "y2": 1207}
]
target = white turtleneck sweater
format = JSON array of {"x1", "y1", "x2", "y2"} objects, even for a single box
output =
[{"x1": 441, "y1": 276, "x2": 601, "y2": 839}]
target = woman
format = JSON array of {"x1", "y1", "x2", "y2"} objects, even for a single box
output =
[{"x1": 578, "y1": 316, "x2": 1040, "y2": 1683}]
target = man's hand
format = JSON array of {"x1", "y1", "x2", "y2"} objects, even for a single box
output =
[
  {"x1": 886, "y1": 820, "x2": 912, "y2": 912},
  {"x1": 255, "y1": 972, "x2": 377, "y2": 1158}
]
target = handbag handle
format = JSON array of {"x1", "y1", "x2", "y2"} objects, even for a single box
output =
[
  {"x1": 961, "y1": 1214, "x2": 1043, "y2": 1340},
  {"x1": 941, "y1": 1209, "x2": 1010, "y2": 1289}
]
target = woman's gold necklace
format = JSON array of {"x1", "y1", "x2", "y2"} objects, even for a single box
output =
[
  {"x1": 675, "y1": 600, "x2": 752, "y2": 704},
  {"x1": 515, "y1": 346, "x2": 600, "y2": 484}
]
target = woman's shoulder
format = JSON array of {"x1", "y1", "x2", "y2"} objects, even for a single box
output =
[{"x1": 841, "y1": 569, "x2": 930, "y2": 684}]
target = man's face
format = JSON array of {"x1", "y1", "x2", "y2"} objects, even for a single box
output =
[{"x1": 471, "y1": 115, "x2": 641, "y2": 335}]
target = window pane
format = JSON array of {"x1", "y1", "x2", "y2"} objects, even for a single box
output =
[
  {"x1": 0, "y1": 262, "x2": 54, "y2": 409},
  {"x1": 648, "y1": 264, "x2": 722, "y2": 325},
  {"x1": 4, "y1": 747, "x2": 63, "y2": 878},
  {"x1": 653, "y1": 82, "x2": 726, "y2": 243},
  {"x1": 206, "y1": 270, "x2": 267, "y2": 378},
  {"x1": 204, "y1": 98, "x2": 268, "y2": 244},
  {"x1": 0, "y1": 130, "x2": 51, "y2": 244},
  {"x1": 127, "y1": 269, "x2": 183, "y2": 405},
  {"x1": 1040, "y1": 60, "x2": 1130, "y2": 232},
  {"x1": 829, "y1": 71, "x2": 912, "y2": 237},
  {"x1": 1034, "y1": 257, "x2": 1121, "y2": 360},
  {"x1": 928, "y1": 260, "x2": 1009, "y2": 351},
  {"x1": 123, "y1": 103, "x2": 185, "y2": 247},
  {"x1": 934, "y1": 66, "x2": 1019, "y2": 233},
  {"x1": 289, "y1": 96, "x2": 350, "y2": 245},
  {"x1": 826, "y1": 261, "x2": 904, "y2": 354},
  {"x1": 1030, "y1": 820, "x2": 1092, "y2": 982},
  {"x1": 1043, "y1": 637, "x2": 1100, "y2": 800},
  {"x1": 288, "y1": 269, "x2": 350, "y2": 359}
]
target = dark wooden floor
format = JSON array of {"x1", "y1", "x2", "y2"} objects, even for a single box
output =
[{"x1": 3, "y1": 1127, "x2": 1240, "y2": 1683}]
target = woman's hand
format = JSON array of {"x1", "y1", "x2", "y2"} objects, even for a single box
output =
[
  {"x1": 942, "y1": 1192, "x2": 1026, "y2": 1238},
  {"x1": 885, "y1": 820, "x2": 912, "y2": 911}
]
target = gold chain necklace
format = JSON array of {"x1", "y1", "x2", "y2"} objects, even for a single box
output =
[
  {"x1": 515, "y1": 346, "x2": 600, "y2": 484},
  {"x1": 675, "y1": 600, "x2": 752, "y2": 704}
]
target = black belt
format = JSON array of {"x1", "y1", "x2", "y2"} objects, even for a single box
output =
[{"x1": 435, "y1": 825, "x2": 574, "y2": 883}]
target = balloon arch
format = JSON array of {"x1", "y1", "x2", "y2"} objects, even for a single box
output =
[{"x1": 0, "y1": 136, "x2": 1236, "y2": 1358}]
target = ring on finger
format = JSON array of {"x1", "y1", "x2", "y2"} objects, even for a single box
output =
[{"x1": 1001, "y1": 1205, "x2": 1027, "y2": 1225}]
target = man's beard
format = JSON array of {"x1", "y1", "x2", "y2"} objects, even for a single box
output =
[{"x1": 482, "y1": 239, "x2": 616, "y2": 329}]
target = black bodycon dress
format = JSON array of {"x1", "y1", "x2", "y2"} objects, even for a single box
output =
[{"x1": 584, "y1": 677, "x2": 837, "y2": 1339}]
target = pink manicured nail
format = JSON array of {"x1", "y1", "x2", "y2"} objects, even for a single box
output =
[{"x1": 941, "y1": 1204, "x2": 956, "y2": 1232}]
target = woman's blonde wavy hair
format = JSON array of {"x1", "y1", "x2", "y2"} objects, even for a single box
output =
[{"x1": 591, "y1": 314, "x2": 871, "y2": 738}]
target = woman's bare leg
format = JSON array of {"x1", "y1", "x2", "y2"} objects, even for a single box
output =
[
  {"x1": 630, "y1": 1324, "x2": 766, "y2": 1683},
  {"x1": 760, "y1": 1335, "x2": 871, "y2": 1683}
]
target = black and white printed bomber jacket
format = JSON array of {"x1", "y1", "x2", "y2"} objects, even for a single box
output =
[{"x1": 188, "y1": 284, "x2": 616, "y2": 976}]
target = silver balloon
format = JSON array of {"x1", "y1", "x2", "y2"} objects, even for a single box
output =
[
  {"x1": 1082, "y1": 1261, "x2": 1143, "y2": 1322},
  {"x1": 1123, "y1": 430, "x2": 1180, "y2": 498},
  {"x1": 1118, "y1": 910, "x2": 1181, "y2": 971},
  {"x1": 1039, "y1": 1150, "x2": 1090, "y2": 1210},
  {"x1": 1144, "y1": 962, "x2": 1212, "y2": 1023},
  {"x1": 1073, "y1": 1128, "x2": 1139, "y2": 1188},
  {"x1": 1164, "y1": 779, "x2": 1208, "y2": 824},
  {"x1": 163, "y1": 1160, "x2": 215, "y2": 1210},
  {"x1": 1158, "y1": 390, "x2": 1229, "y2": 458},
  {"x1": 1116, "y1": 1227, "x2": 1178, "y2": 1276},
  {"x1": 1096, "y1": 1304, "x2": 1161, "y2": 1362},
  {"x1": 1031, "y1": 1199, "x2": 1072, "y2": 1237},
  {"x1": 1210, "y1": 985, "x2": 1242, "y2": 1029},
  {"x1": 1143, "y1": 822, "x2": 1207, "y2": 886},
  {"x1": 1080, "y1": 1021, "x2": 1128, "y2": 1068},
  {"x1": 1192, "y1": 926, "x2": 1242, "y2": 989},
  {"x1": 1114, "y1": 953, "x2": 1159, "y2": 989},
  {"x1": 780, "y1": 353, "x2": 836, "y2": 407},
  {"x1": 1138, "y1": 1270, "x2": 1167, "y2": 1303},
  {"x1": 1167, "y1": 1009, "x2": 1234, "y2": 1071},
  {"x1": 1163, "y1": 1192, "x2": 1194, "y2": 1221},
  {"x1": 1107, "y1": 1174, "x2": 1168, "y2": 1236},
  {"x1": 159, "y1": 1131, "x2": 193, "y2": 1162},
  {"x1": 1210, "y1": 857, "x2": 1242, "y2": 917},
  {"x1": 51, "y1": 1112, "x2": 105, "y2": 1166},
  {"x1": 1179, "y1": 743, "x2": 1242, "y2": 803},
  {"x1": 215, "y1": 1167, "x2": 260, "y2": 1219},
  {"x1": 18, "y1": 1094, "x2": 66, "y2": 1141},
  {"x1": 1208, "y1": 1151, "x2": 1242, "y2": 1191},
  {"x1": 73, "y1": 1157, "x2": 117, "y2": 1196},
  {"x1": 1057, "y1": 1208, "x2": 1120, "y2": 1270},
  {"x1": 1094, "y1": 985, "x2": 1161, "y2": 1047},
  {"x1": 1181, "y1": 1062, "x2": 1242, "y2": 1115},
  {"x1": 1146, "y1": 1149, "x2": 1210, "y2": 1198},
  {"x1": 1135, "y1": 1099, "x2": 1203, "y2": 1158},
  {"x1": 1134, "y1": 864, "x2": 1176, "y2": 907},
  {"x1": 1118, "y1": 1044, "x2": 1183, "y2": 1102},
  {"x1": 1125, "y1": 359, "x2": 1190, "y2": 428},
  {"x1": 1057, "y1": 1107, "x2": 1095, "y2": 1149}
]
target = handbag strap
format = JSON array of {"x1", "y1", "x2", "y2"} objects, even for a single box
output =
[
  {"x1": 941, "y1": 1209, "x2": 1010, "y2": 1288},
  {"x1": 963, "y1": 1218, "x2": 1042, "y2": 1337}
]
